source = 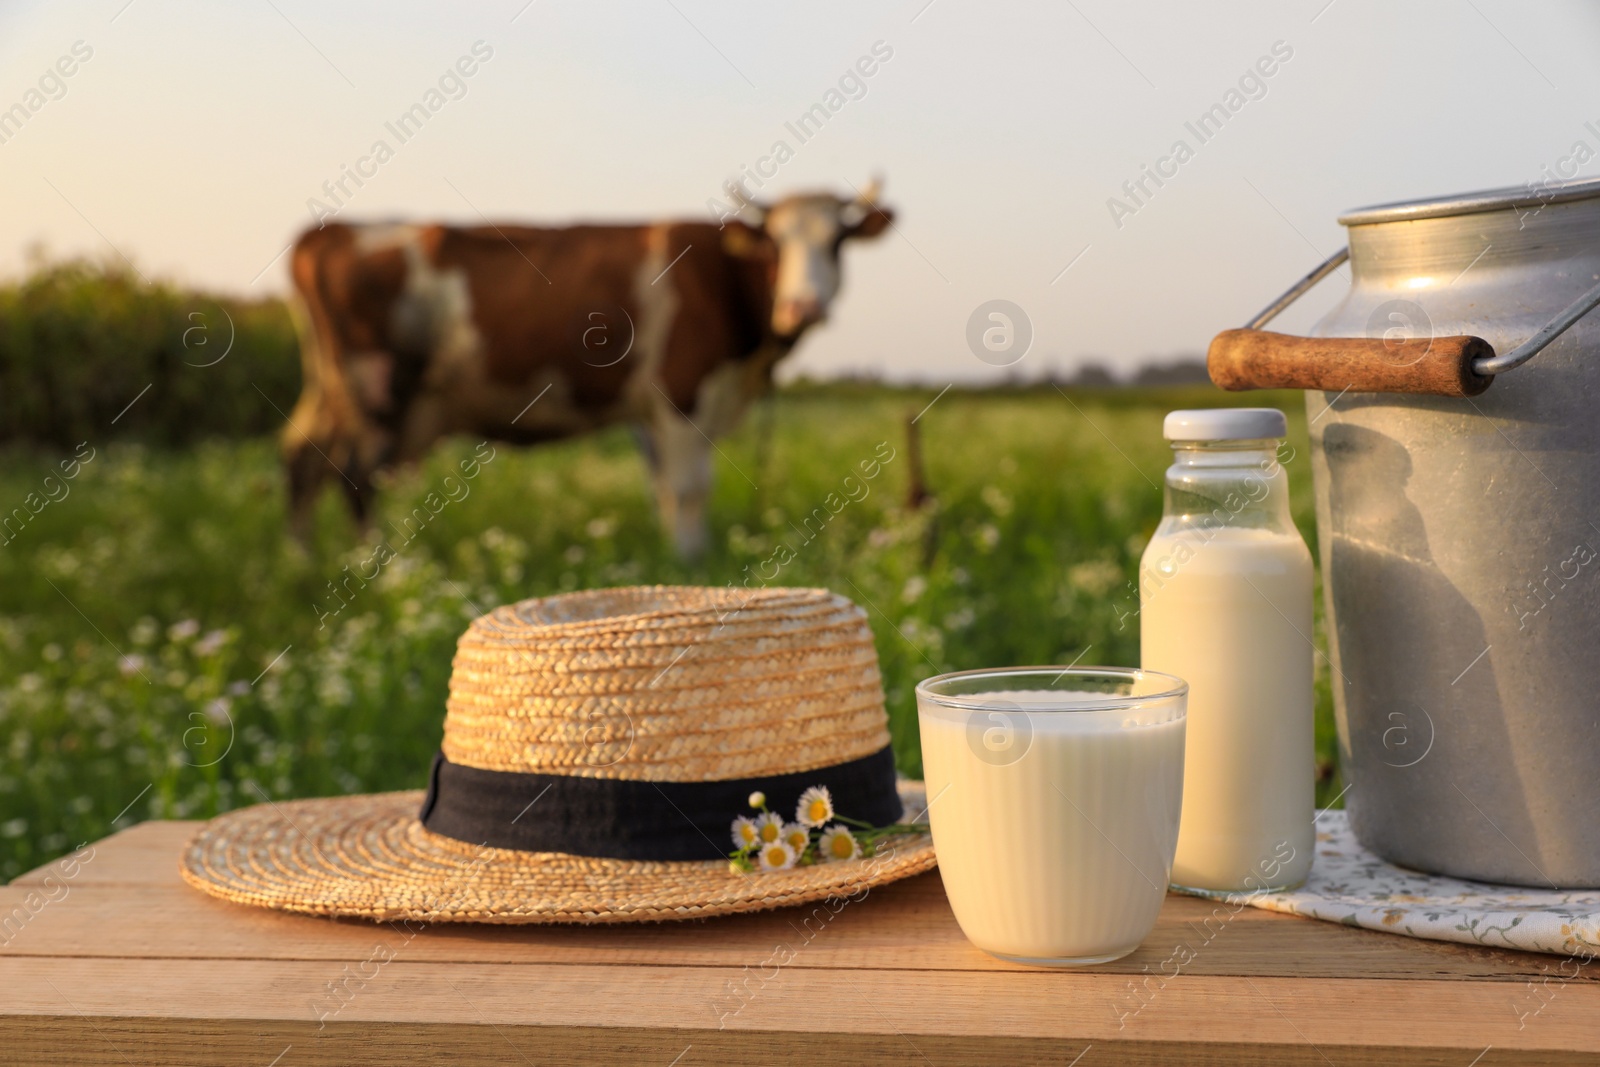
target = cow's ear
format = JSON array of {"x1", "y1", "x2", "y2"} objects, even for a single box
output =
[
  {"x1": 847, "y1": 206, "x2": 894, "y2": 240},
  {"x1": 722, "y1": 223, "x2": 771, "y2": 260}
]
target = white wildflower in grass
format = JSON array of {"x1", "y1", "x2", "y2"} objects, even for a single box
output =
[
  {"x1": 755, "y1": 811, "x2": 785, "y2": 844},
  {"x1": 757, "y1": 839, "x2": 797, "y2": 871},
  {"x1": 980, "y1": 484, "x2": 1014, "y2": 517},
  {"x1": 782, "y1": 822, "x2": 810, "y2": 853},
  {"x1": 796, "y1": 785, "x2": 834, "y2": 828},
  {"x1": 1068, "y1": 558, "x2": 1123, "y2": 598},
  {"x1": 195, "y1": 629, "x2": 228, "y2": 657},
  {"x1": 167, "y1": 619, "x2": 200, "y2": 642},
  {"x1": 818, "y1": 825, "x2": 861, "y2": 862},
  {"x1": 747, "y1": 790, "x2": 766, "y2": 809},
  {"x1": 731, "y1": 816, "x2": 759, "y2": 850}
]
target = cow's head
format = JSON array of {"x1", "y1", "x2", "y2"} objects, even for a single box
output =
[{"x1": 728, "y1": 180, "x2": 894, "y2": 338}]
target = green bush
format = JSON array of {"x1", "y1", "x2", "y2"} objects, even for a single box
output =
[{"x1": 0, "y1": 259, "x2": 301, "y2": 448}]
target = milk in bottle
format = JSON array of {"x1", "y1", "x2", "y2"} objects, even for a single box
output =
[{"x1": 1139, "y1": 408, "x2": 1313, "y2": 892}]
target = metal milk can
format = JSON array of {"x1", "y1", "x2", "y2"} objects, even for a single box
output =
[{"x1": 1207, "y1": 178, "x2": 1600, "y2": 888}]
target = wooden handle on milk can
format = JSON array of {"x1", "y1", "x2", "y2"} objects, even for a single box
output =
[{"x1": 1207, "y1": 328, "x2": 1495, "y2": 398}]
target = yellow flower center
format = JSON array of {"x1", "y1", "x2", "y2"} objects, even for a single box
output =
[
  {"x1": 764, "y1": 845, "x2": 786, "y2": 865},
  {"x1": 759, "y1": 822, "x2": 780, "y2": 842},
  {"x1": 829, "y1": 835, "x2": 854, "y2": 859},
  {"x1": 807, "y1": 800, "x2": 828, "y2": 822}
]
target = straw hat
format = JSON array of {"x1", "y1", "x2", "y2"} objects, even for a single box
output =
[{"x1": 180, "y1": 586, "x2": 936, "y2": 923}]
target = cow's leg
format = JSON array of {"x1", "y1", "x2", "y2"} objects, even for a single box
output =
[
  {"x1": 284, "y1": 436, "x2": 328, "y2": 543},
  {"x1": 390, "y1": 392, "x2": 450, "y2": 469},
  {"x1": 284, "y1": 419, "x2": 380, "y2": 539},
  {"x1": 631, "y1": 422, "x2": 658, "y2": 472},
  {"x1": 643, "y1": 410, "x2": 714, "y2": 560},
  {"x1": 284, "y1": 252, "x2": 395, "y2": 541},
  {"x1": 336, "y1": 458, "x2": 377, "y2": 532},
  {"x1": 282, "y1": 381, "x2": 394, "y2": 540},
  {"x1": 282, "y1": 385, "x2": 341, "y2": 542},
  {"x1": 640, "y1": 362, "x2": 757, "y2": 559}
]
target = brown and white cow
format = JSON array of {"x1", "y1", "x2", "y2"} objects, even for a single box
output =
[{"x1": 281, "y1": 181, "x2": 893, "y2": 557}]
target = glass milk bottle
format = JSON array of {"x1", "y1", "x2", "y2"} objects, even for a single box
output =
[{"x1": 1140, "y1": 408, "x2": 1313, "y2": 892}]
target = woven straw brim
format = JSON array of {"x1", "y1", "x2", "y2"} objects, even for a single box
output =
[{"x1": 180, "y1": 782, "x2": 935, "y2": 924}]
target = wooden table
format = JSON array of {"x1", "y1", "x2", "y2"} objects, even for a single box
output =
[{"x1": 2, "y1": 822, "x2": 1596, "y2": 1065}]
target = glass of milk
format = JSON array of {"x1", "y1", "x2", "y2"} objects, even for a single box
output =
[
  {"x1": 916, "y1": 667, "x2": 1187, "y2": 966},
  {"x1": 1140, "y1": 408, "x2": 1314, "y2": 894}
]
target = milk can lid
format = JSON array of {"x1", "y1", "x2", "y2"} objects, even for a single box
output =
[
  {"x1": 1163, "y1": 408, "x2": 1286, "y2": 441},
  {"x1": 1339, "y1": 176, "x2": 1600, "y2": 226}
]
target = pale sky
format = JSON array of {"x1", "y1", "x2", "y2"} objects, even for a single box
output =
[{"x1": 4, "y1": 0, "x2": 1599, "y2": 382}]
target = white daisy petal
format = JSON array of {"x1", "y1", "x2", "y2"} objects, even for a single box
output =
[
  {"x1": 755, "y1": 811, "x2": 785, "y2": 843},
  {"x1": 757, "y1": 840, "x2": 798, "y2": 871},
  {"x1": 796, "y1": 785, "x2": 835, "y2": 828},
  {"x1": 818, "y1": 824, "x2": 861, "y2": 862}
]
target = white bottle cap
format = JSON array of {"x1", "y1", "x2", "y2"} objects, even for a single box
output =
[{"x1": 1163, "y1": 408, "x2": 1287, "y2": 441}]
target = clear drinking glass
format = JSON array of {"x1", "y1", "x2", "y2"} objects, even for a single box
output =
[{"x1": 915, "y1": 666, "x2": 1187, "y2": 966}]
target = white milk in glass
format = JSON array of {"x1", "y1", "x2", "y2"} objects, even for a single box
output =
[
  {"x1": 917, "y1": 678, "x2": 1185, "y2": 965},
  {"x1": 1140, "y1": 409, "x2": 1313, "y2": 893}
]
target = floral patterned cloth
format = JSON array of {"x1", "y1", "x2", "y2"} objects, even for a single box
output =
[{"x1": 1173, "y1": 810, "x2": 1600, "y2": 958}]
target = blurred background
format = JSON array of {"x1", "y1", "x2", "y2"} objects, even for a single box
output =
[{"x1": 2, "y1": 0, "x2": 1597, "y2": 878}]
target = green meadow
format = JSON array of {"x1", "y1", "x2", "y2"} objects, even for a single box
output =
[{"x1": 0, "y1": 381, "x2": 1340, "y2": 880}]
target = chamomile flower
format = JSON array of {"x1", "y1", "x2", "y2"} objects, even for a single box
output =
[
  {"x1": 796, "y1": 785, "x2": 834, "y2": 828},
  {"x1": 782, "y1": 822, "x2": 811, "y2": 853},
  {"x1": 755, "y1": 811, "x2": 785, "y2": 844},
  {"x1": 757, "y1": 839, "x2": 798, "y2": 871},
  {"x1": 818, "y1": 824, "x2": 861, "y2": 862},
  {"x1": 748, "y1": 790, "x2": 766, "y2": 809},
  {"x1": 731, "y1": 816, "x2": 760, "y2": 850}
]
